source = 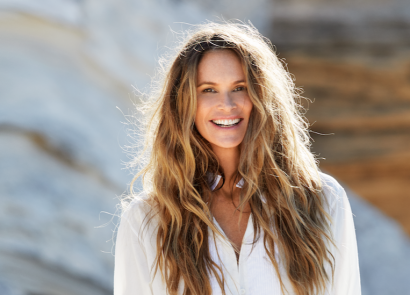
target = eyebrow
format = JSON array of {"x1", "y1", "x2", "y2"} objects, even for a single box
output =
[{"x1": 197, "y1": 80, "x2": 246, "y2": 87}]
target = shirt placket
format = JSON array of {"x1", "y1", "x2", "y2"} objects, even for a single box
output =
[{"x1": 213, "y1": 215, "x2": 254, "y2": 295}]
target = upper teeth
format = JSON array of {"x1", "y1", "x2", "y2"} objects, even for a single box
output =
[{"x1": 212, "y1": 119, "x2": 240, "y2": 125}]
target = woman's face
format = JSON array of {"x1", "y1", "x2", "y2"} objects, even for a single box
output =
[{"x1": 195, "y1": 50, "x2": 253, "y2": 150}]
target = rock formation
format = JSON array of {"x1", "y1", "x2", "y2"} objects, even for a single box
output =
[
  {"x1": 268, "y1": 2, "x2": 410, "y2": 293},
  {"x1": 268, "y1": 0, "x2": 410, "y2": 237}
]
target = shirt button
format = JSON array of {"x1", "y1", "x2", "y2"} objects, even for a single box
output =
[{"x1": 240, "y1": 289, "x2": 246, "y2": 294}]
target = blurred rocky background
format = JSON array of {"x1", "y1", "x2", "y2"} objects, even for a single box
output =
[{"x1": 0, "y1": 0, "x2": 409, "y2": 295}]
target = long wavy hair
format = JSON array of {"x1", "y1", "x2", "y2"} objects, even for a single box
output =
[{"x1": 127, "y1": 21, "x2": 334, "y2": 295}]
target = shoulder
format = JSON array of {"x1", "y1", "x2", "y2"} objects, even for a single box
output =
[
  {"x1": 318, "y1": 172, "x2": 348, "y2": 215},
  {"x1": 120, "y1": 192, "x2": 158, "y2": 239}
]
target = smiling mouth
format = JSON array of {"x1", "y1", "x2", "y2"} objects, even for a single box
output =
[{"x1": 211, "y1": 118, "x2": 242, "y2": 127}]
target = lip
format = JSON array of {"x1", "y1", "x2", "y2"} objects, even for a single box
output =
[
  {"x1": 209, "y1": 115, "x2": 243, "y2": 121},
  {"x1": 210, "y1": 118, "x2": 243, "y2": 130}
]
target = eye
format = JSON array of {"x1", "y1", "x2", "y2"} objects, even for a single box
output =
[
  {"x1": 202, "y1": 88, "x2": 216, "y2": 93},
  {"x1": 233, "y1": 86, "x2": 246, "y2": 92}
]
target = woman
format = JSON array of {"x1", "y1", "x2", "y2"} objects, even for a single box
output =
[{"x1": 114, "y1": 22, "x2": 361, "y2": 295}]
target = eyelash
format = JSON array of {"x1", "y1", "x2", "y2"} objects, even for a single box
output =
[{"x1": 202, "y1": 86, "x2": 246, "y2": 93}]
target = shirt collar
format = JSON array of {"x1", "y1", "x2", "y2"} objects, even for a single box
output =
[
  {"x1": 207, "y1": 173, "x2": 244, "y2": 191},
  {"x1": 207, "y1": 172, "x2": 266, "y2": 204}
]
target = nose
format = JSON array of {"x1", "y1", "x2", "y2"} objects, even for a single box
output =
[{"x1": 218, "y1": 91, "x2": 237, "y2": 111}]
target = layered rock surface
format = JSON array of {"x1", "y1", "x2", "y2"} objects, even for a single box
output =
[
  {"x1": 269, "y1": 0, "x2": 410, "y2": 236},
  {"x1": 269, "y1": 2, "x2": 410, "y2": 293},
  {"x1": 286, "y1": 56, "x2": 410, "y2": 236}
]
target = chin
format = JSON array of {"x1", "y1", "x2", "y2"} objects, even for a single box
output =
[{"x1": 210, "y1": 139, "x2": 244, "y2": 149}]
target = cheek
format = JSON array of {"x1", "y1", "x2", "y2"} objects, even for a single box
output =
[
  {"x1": 195, "y1": 95, "x2": 218, "y2": 119},
  {"x1": 194, "y1": 98, "x2": 210, "y2": 130},
  {"x1": 243, "y1": 96, "x2": 254, "y2": 117},
  {"x1": 195, "y1": 99, "x2": 204, "y2": 121}
]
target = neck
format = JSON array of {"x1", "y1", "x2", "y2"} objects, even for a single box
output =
[{"x1": 211, "y1": 145, "x2": 240, "y2": 191}]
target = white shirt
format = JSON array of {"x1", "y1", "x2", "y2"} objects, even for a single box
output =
[{"x1": 114, "y1": 172, "x2": 361, "y2": 295}]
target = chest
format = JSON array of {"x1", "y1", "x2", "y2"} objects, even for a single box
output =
[
  {"x1": 204, "y1": 215, "x2": 286, "y2": 295},
  {"x1": 211, "y1": 197, "x2": 251, "y2": 252}
]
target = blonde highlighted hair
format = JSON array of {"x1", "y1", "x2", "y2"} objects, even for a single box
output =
[{"x1": 127, "y1": 21, "x2": 334, "y2": 295}]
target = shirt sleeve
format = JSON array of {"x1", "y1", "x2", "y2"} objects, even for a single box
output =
[
  {"x1": 114, "y1": 210, "x2": 153, "y2": 295},
  {"x1": 326, "y1": 181, "x2": 361, "y2": 295}
]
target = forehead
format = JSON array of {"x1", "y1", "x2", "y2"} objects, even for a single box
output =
[{"x1": 196, "y1": 50, "x2": 245, "y2": 83}]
